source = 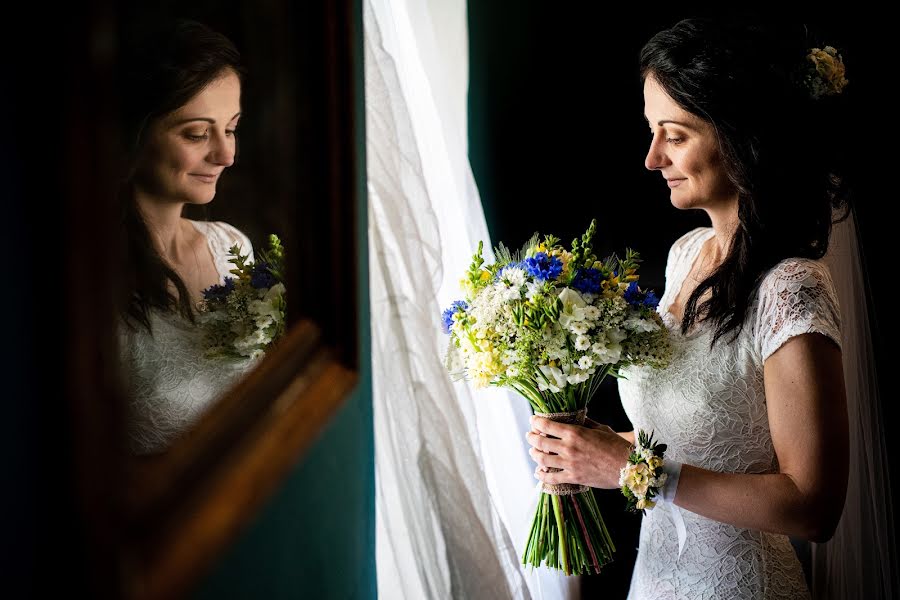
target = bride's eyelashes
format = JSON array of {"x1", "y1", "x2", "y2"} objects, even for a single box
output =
[{"x1": 182, "y1": 129, "x2": 238, "y2": 142}]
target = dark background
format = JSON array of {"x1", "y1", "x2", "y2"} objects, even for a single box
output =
[{"x1": 468, "y1": 6, "x2": 898, "y2": 597}]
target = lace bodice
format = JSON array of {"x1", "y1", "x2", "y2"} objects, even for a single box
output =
[
  {"x1": 119, "y1": 220, "x2": 258, "y2": 455},
  {"x1": 618, "y1": 227, "x2": 841, "y2": 599}
]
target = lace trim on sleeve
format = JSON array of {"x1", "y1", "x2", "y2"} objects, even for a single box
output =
[{"x1": 755, "y1": 259, "x2": 842, "y2": 363}]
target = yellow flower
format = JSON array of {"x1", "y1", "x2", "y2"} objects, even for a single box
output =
[
  {"x1": 648, "y1": 456, "x2": 663, "y2": 471},
  {"x1": 636, "y1": 498, "x2": 656, "y2": 510},
  {"x1": 460, "y1": 277, "x2": 475, "y2": 298},
  {"x1": 473, "y1": 372, "x2": 493, "y2": 388},
  {"x1": 552, "y1": 249, "x2": 573, "y2": 279},
  {"x1": 806, "y1": 46, "x2": 848, "y2": 98},
  {"x1": 631, "y1": 480, "x2": 649, "y2": 497}
]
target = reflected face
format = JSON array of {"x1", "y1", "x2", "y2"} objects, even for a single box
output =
[
  {"x1": 135, "y1": 70, "x2": 242, "y2": 205},
  {"x1": 643, "y1": 76, "x2": 736, "y2": 210}
]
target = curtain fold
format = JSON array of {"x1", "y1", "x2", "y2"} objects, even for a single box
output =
[{"x1": 365, "y1": 1, "x2": 577, "y2": 598}]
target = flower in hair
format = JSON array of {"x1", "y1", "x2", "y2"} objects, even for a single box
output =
[{"x1": 804, "y1": 46, "x2": 848, "y2": 99}]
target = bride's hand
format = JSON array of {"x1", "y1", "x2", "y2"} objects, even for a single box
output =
[
  {"x1": 584, "y1": 417, "x2": 614, "y2": 432},
  {"x1": 526, "y1": 415, "x2": 632, "y2": 489}
]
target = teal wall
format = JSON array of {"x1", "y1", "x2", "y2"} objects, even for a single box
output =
[
  {"x1": 193, "y1": 0, "x2": 374, "y2": 597},
  {"x1": 193, "y1": 385, "x2": 374, "y2": 599}
]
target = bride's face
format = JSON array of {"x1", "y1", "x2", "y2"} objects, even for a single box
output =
[
  {"x1": 135, "y1": 69, "x2": 242, "y2": 205},
  {"x1": 642, "y1": 76, "x2": 736, "y2": 211}
]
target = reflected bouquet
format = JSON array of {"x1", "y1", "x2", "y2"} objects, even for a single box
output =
[
  {"x1": 442, "y1": 219, "x2": 672, "y2": 575},
  {"x1": 198, "y1": 234, "x2": 287, "y2": 360}
]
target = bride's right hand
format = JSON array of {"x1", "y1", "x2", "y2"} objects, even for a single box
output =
[
  {"x1": 584, "y1": 417, "x2": 615, "y2": 433},
  {"x1": 585, "y1": 418, "x2": 635, "y2": 444}
]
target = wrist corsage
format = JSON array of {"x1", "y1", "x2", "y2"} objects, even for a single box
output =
[{"x1": 619, "y1": 429, "x2": 668, "y2": 513}]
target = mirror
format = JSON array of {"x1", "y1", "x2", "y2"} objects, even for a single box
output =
[
  {"x1": 112, "y1": 11, "x2": 294, "y2": 457},
  {"x1": 57, "y1": 1, "x2": 361, "y2": 598}
]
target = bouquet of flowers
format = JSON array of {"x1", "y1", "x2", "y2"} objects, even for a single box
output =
[
  {"x1": 198, "y1": 234, "x2": 287, "y2": 360},
  {"x1": 442, "y1": 220, "x2": 672, "y2": 575}
]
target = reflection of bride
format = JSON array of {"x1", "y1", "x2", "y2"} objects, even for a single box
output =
[{"x1": 117, "y1": 20, "x2": 256, "y2": 455}]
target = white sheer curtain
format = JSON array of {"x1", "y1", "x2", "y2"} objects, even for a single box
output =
[{"x1": 365, "y1": 1, "x2": 578, "y2": 598}]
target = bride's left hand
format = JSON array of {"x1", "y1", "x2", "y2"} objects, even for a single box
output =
[{"x1": 526, "y1": 415, "x2": 633, "y2": 489}]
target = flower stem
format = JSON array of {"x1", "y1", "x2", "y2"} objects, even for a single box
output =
[{"x1": 551, "y1": 493, "x2": 569, "y2": 575}]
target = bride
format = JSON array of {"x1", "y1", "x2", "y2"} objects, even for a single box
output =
[
  {"x1": 117, "y1": 20, "x2": 256, "y2": 455},
  {"x1": 528, "y1": 18, "x2": 896, "y2": 599}
]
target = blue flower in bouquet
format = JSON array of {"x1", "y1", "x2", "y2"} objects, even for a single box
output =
[
  {"x1": 202, "y1": 277, "x2": 235, "y2": 302},
  {"x1": 624, "y1": 281, "x2": 660, "y2": 309},
  {"x1": 523, "y1": 252, "x2": 563, "y2": 281},
  {"x1": 199, "y1": 234, "x2": 287, "y2": 360},
  {"x1": 571, "y1": 267, "x2": 603, "y2": 294},
  {"x1": 442, "y1": 300, "x2": 469, "y2": 333},
  {"x1": 250, "y1": 262, "x2": 278, "y2": 289}
]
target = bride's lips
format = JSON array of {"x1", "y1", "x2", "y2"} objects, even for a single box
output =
[{"x1": 190, "y1": 173, "x2": 220, "y2": 184}]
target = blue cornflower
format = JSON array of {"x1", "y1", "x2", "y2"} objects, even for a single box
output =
[
  {"x1": 203, "y1": 277, "x2": 235, "y2": 302},
  {"x1": 442, "y1": 300, "x2": 469, "y2": 333},
  {"x1": 251, "y1": 262, "x2": 278, "y2": 289},
  {"x1": 624, "y1": 281, "x2": 642, "y2": 305},
  {"x1": 624, "y1": 281, "x2": 660, "y2": 309},
  {"x1": 522, "y1": 252, "x2": 563, "y2": 281},
  {"x1": 571, "y1": 267, "x2": 602, "y2": 294}
]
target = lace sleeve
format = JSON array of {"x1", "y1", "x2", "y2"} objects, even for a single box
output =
[{"x1": 754, "y1": 258, "x2": 842, "y2": 363}]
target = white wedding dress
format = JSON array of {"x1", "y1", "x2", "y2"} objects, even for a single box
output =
[
  {"x1": 618, "y1": 227, "x2": 842, "y2": 599},
  {"x1": 119, "y1": 220, "x2": 257, "y2": 455}
]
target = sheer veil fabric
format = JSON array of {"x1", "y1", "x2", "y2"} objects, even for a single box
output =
[
  {"x1": 813, "y1": 208, "x2": 898, "y2": 599},
  {"x1": 365, "y1": 1, "x2": 578, "y2": 598}
]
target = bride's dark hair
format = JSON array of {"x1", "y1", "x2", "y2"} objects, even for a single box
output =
[
  {"x1": 118, "y1": 19, "x2": 244, "y2": 332},
  {"x1": 640, "y1": 17, "x2": 852, "y2": 346}
]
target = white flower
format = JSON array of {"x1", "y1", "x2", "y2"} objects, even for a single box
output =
[
  {"x1": 582, "y1": 305, "x2": 601, "y2": 320},
  {"x1": 570, "y1": 321, "x2": 590, "y2": 336},
  {"x1": 565, "y1": 368, "x2": 590, "y2": 385},
  {"x1": 502, "y1": 266, "x2": 526, "y2": 288},
  {"x1": 650, "y1": 473, "x2": 668, "y2": 488},
  {"x1": 525, "y1": 282, "x2": 543, "y2": 302},
  {"x1": 624, "y1": 315, "x2": 659, "y2": 333},
  {"x1": 591, "y1": 337, "x2": 622, "y2": 364},
  {"x1": 558, "y1": 288, "x2": 588, "y2": 327},
  {"x1": 619, "y1": 466, "x2": 629, "y2": 488},
  {"x1": 574, "y1": 335, "x2": 591, "y2": 351},
  {"x1": 444, "y1": 339, "x2": 466, "y2": 374},
  {"x1": 537, "y1": 364, "x2": 567, "y2": 392},
  {"x1": 578, "y1": 355, "x2": 594, "y2": 370},
  {"x1": 607, "y1": 327, "x2": 627, "y2": 343}
]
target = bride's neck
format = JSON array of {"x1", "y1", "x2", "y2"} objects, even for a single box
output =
[
  {"x1": 705, "y1": 198, "x2": 739, "y2": 264},
  {"x1": 134, "y1": 192, "x2": 190, "y2": 262}
]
